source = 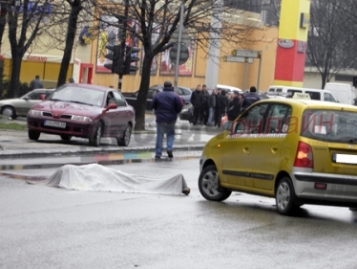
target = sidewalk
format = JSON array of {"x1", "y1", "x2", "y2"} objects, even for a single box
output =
[
  {"x1": 0, "y1": 118, "x2": 222, "y2": 170},
  {"x1": 0, "y1": 148, "x2": 203, "y2": 170}
]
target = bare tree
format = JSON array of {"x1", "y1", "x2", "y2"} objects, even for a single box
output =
[
  {"x1": 0, "y1": 2, "x2": 8, "y2": 50},
  {"x1": 94, "y1": 0, "x2": 264, "y2": 130},
  {"x1": 306, "y1": 0, "x2": 356, "y2": 88},
  {"x1": 56, "y1": 0, "x2": 83, "y2": 86},
  {"x1": 6, "y1": 0, "x2": 60, "y2": 97}
]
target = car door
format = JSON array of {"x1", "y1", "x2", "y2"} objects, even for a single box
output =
[
  {"x1": 17, "y1": 90, "x2": 42, "y2": 116},
  {"x1": 113, "y1": 91, "x2": 131, "y2": 133},
  {"x1": 101, "y1": 91, "x2": 119, "y2": 136},
  {"x1": 178, "y1": 87, "x2": 191, "y2": 104},
  {"x1": 220, "y1": 103, "x2": 268, "y2": 191},
  {"x1": 248, "y1": 103, "x2": 292, "y2": 194}
]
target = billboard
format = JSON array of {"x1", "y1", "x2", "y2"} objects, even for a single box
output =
[
  {"x1": 160, "y1": 39, "x2": 194, "y2": 76},
  {"x1": 96, "y1": 16, "x2": 140, "y2": 74}
]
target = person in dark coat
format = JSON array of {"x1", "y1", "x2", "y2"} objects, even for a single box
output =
[
  {"x1": 227, "y1": 91, "x2": 242, "y2": 121},
  {"x1": 207, "y1": 88, "x2": 217, "y2": 126},
  {"x1": 29, "y1": 75, "x2": 43, "y2": 90},
  {"x1": 241, "y1": 86, "x2": 261, "y2": 111},
  {"x1": 201, "y1": 85, "x2": 210, "y2": 125},
  {"x1": 152, "y1": 81, "x2": 183, "y2": 159},
  {"x1": 190, "y1": 84, "x2": 203, "y2": 125},
  {"x1": 215, "y1": 90, "x2": 229, "y2": 127}
]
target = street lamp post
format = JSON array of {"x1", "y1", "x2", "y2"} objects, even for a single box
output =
[{"x1": 118, "y1": 0, "x2": 129, "y2": 92}]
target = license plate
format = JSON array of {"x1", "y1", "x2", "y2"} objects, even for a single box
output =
[
  {"x1": 333, "y1": 153, "x2": 357, "y2": 164},
  {"x1": 44, "y1": 120, "x2": 66, "y2": 129}
]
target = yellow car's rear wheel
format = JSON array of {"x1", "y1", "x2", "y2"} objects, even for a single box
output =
[{"x1": 276, "y1": 177, "x2": 299, "y2": 215}]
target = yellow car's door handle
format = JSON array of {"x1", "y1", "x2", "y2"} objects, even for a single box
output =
[
  {"x1": 271, "y1": 147, "x2": 278, "y2": 153},
  {"x1": 243, "y1": 146, "x2": 249, "y2": 154}
]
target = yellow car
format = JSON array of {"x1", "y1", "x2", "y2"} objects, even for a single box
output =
[{"x1": 199, "y1": 99, "x2": 357, "y2": 215}]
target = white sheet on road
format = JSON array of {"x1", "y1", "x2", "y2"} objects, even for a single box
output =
[{"x1": 27, "y1": 163, "x2": 189, "y2": 195}]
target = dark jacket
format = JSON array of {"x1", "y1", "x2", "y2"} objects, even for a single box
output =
[
  {"x1": 227, "y1": 97, "x2": 241, "y2": 121},
  {"x1": 190, "y1": 90, "x2": 203, "y2": 107},
  {"x1": 216, "y1": 94, "x2": 229, "y2": 110},
  {"x1": 201, "y1": 90, "x2": 210, "y2": 109},
  {"x1": 152, "y1": 87, "x2": 184, "y2": 123},
  {"x1": 29, "y1": 78, "x2": 43, "y2": 90},
  {"x1": 209, "y1": 93, "x2": 216, "y2": 108},
  {"x1": 242, "y1": 93, "x2": 261, "y2": 110}
]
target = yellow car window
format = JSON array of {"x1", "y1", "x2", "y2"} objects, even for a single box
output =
[
  {"x1": 235, "y1": 103, "x2": 269, "y2": 134},
  {"x1": 265, "y1": 104, "x2": 292, "y2": 133}
]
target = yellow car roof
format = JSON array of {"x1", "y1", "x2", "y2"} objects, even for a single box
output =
[{"x1": 255, "y1": 98, "x2": 357, "y2": 111}]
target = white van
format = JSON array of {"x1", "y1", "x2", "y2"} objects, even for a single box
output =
[
  {"x1": 324, "y1": 82, "x2": 356, "y2": 105},
  {"x1": 267, "y1": 85, "x2": 337, "y2": 102}
]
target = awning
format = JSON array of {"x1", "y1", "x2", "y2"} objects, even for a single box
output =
[{"x1": 0, "y1": 52, "x2": 73, "y2": 63}]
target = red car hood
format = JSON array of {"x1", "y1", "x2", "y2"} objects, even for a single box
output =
[{"x1": 31, "y1": 101, "x2": 103, "y2": 117}]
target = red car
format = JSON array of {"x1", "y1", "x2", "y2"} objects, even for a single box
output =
[{"x1": 27, "y1": 83, "x2": 135, "y2": 147}]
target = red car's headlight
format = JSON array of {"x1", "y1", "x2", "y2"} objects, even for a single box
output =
[
  {"x1": 71, "y1": 115, "x2": 92, "y2": 122},
  {"x1": 28, "y1": 110, "x2": 43, "y2": 116}
]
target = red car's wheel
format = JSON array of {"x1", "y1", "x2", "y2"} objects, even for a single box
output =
[
  {"x1": 28, "y1": 130, "x2": 40, "y2": 141},
  {"x1": 117, "y1": 124, "x2": 132, "y2": 146},
  {"x1": 89, "y1": 122, "x2": 102, "y2": 147}
]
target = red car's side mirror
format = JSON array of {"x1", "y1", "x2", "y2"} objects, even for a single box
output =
[
  {"x1": 39, "y1": 94, "x2": 46, "y2": 101},
  {"x1": 106, "y1": 103, "x2": 118, "y2": 110}
]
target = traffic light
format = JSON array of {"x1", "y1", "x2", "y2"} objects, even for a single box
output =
[
  {"x1": 124, "y1": 46, "x2": 140, "y2": 75},
  {"x1": 104, "y1": 45, "x2": 124, "y2": 74}
]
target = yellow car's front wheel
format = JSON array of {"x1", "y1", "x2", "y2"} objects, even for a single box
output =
[{"x1": 198, "y1": 165, "x2": 231, "y2": 201}]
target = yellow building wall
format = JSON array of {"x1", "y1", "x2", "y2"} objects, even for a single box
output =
[
  {"x1": 2, "y1": 59, "x2": 73, "y2": 88},
  {"x1": 90, "y1": 25, "x2": 278, "y2": 93},
  {"x1": 2, "y1": 46, "x2": 74, "y2": 88}
]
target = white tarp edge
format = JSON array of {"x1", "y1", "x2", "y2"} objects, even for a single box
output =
[{"x1": 27, "y1": 163, "x2": 190, "y2": 195}]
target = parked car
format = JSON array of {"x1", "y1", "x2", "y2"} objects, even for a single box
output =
[
  {"x1": 267, "y1": 85, "x2": 337, "y2": 102},
  {"x1": 27, "y1": 83, "x2": 135, "y2": 147},
  {"x1": 198, "y1": 98, "x2": 357, "y2": 215},
  {"x1": 179, "y1": 103, "x2": 193, "y2": 123},
  {"x1": 123, "y1": 85, "x2": 192, "y2": 111},
  {"x1": 217, "y1": 84, "x2": 243, "y2": 93},
  {"x1": 324, "y1": 82, "x2": 356, "y2": 105},
  {"x1": 0, "y1": 88, "x2": 55, "y2": 119}
]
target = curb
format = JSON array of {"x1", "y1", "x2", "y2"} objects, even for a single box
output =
[
  {"x1": 0, "y1": 144, "x2": 205, "y2": 160},
  {"x1": 0, "y1": 148, "x2": 203, "y2": 171}
]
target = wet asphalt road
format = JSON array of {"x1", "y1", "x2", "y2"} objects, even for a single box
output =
[{"x1": 1, "y1": 159, "x2": 357, "y2": 269}]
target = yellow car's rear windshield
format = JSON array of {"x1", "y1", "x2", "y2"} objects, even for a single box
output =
[{"x1": 301, "y1": 109, "x2": 357, "y2": 143}]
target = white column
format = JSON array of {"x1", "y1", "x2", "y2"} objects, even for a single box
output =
[{"x1": 205, "y1": 0, "x2": 223, "y2": 90}]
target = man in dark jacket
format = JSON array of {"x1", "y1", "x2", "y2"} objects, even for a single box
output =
[
  {"x1": 207, "y1": 88, "x2": 217, "y2": 126},
  {"x1": 241, "y1": 86, "x2": 261, "y2": 111},
  {"x1": 215, "y1": 90, "x2": 229, "y2": 127},
  {"x1": 190, "y1": 84, "x2": 202, "y2": 125},
  {"x1": 152, "y1": 81, "x2": 184, "y2": 159},
  {"x1": 29, "y1": 75, "x2": 43, "y2": 90},
  {"x1": 227, "y1": 91, "x2": 242, "y2": 121},
  {"x1": 201, "y1": 85, "x2": 210, "y2": 125}
]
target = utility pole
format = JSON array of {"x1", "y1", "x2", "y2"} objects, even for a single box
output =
[
  {"x1": 174, "y1": 0, "x2": 185, "y2": 88},
  {"x1": 118, "y1": 0, "x2": 129, "y2": 92}
]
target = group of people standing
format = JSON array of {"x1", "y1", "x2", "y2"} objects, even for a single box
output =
[
  {"x1": 150, "y1": 81, "x2": 261, "y2": 163},
  {"x1": 190, "y1": 84, "x2": 261, "y2": 127}
]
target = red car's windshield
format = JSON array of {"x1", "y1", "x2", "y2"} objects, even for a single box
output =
[{"x1": 49, "y1": 86, "x2": 105, "y2": 107}]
